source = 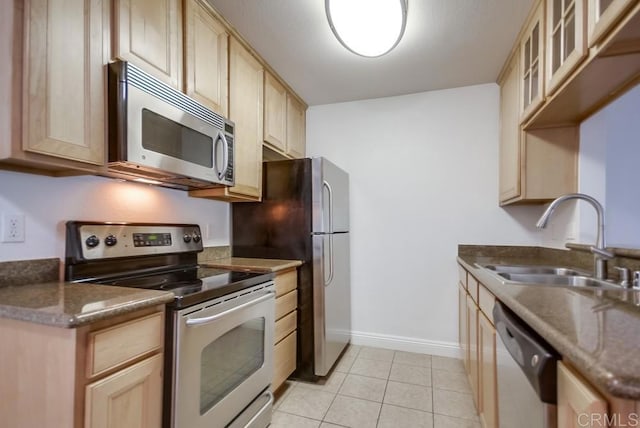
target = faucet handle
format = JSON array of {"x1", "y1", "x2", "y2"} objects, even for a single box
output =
[
  {"x1": 590, "y1": 246, "x2": 615, "y2": 259},
  {"x1": 614, "y1": 267, "x2": 631, "y2": 288}
]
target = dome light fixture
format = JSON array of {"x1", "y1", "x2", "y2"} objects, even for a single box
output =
[{"x1": 325, "y1": 0, "x2": 407, "y2": 58}]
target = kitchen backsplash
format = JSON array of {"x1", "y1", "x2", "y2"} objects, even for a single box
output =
[{"x1": 0, "y1": 258, "x2": 60, "y2": 287}]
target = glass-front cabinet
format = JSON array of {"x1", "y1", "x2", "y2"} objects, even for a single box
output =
[
  {"x1": 545, "y1": 0, "x2": 588, "y2": 96},
  {"x1": 587, "y1": 0, "x2": 637, "y2": 46},
  {"x1": 520, "y1": 1, "x2": 545, "y2": 122}
]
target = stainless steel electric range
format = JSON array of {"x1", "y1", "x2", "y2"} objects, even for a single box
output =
[{"x1": 65, "y1": 221, "x2": 275, "y2": 428}]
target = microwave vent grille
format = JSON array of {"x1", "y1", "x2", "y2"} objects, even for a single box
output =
[
  {"x1": 125, "y1": 63, "x2": 226, "y2": 131},
  {"x1": 107, "y1": 163, "x2": 222, "y2": 190}
]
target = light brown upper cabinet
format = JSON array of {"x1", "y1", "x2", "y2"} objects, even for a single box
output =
[
  {"x1": 264, "y1": 71, "x2": 307, "y2": 159},
  {"x1": 499, "y1": 40, "x2": 578, "y2": 205},
  {"x1": 587, "y1": 0, "x2": 637, "y2": 47},
  {"x1": 1, "y1": 0, "x2": 107, "y2": 171},
  {"x1": 545, "y1": 0, "x2": 588, "y2": 96},
  {"x1": 287, "y1": 95, "x2": 306, "y2": 159},
  {"x1": 264, "y1": 72, "x2": 288, "y2": 153},
  {"x1": 190, "y1": 37, "x2": 264, "y2": 202},
  {"x1": 520, "y1": 1, "x2": 546, "y2": 122},
  {"x1": 499, "y1": 49, "x2": 522, "y2": 203},
  {"x1": 184, "y1": 0, "x2": 229, "y2": 116},
  {"x1": 112, "y1": 0, "x2": 183, "y2": 89}
]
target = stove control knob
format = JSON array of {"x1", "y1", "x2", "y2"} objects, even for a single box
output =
[
  {"x1": 104, "y1": 235, "x2": 118, "y2": 247},
  {"x1": 192, "y1": 233, "x2": 201, "y2": 243},
  {"x1": 183, "y1": 234, "x2": 192, "y2": 243},
  {"x1": 85, "y1": 235, "x2": 100, "y2": 248}
]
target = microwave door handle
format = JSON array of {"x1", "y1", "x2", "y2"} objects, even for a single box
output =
[
  {"x1": 185, "y1": 291, "x2": 275, "y2": 327},
  {"x1": 216, "y1": 132, "x2": 229, "y2": 181}
]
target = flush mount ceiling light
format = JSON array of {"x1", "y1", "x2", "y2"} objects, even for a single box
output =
[{"x1": 325, "y1": 0, "x2": 407, "y2": 58}]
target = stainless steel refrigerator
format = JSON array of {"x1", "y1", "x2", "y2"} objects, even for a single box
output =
[{"x1": 231, "y1": 157, "x2": 351, "y2": 380}]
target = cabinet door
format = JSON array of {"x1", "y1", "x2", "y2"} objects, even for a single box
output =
[
  {"x1": 520, "y1": 1, "x2": 545, "y2": 122},
  {"x1": 546, "y1": 0, "x2": 588, "y2": 95},
  {"x1": 478, "y1": 312, "x2": 498, "y2": 428},
  {"x1": 557, "y1": 361, "x2": 607, "y2": 428},
  {"x1": 499, "y1": 49, "x2": 522, "y2": 203},
  {"x1": 588, "y1": 0, "x2": 637, "y2": 46},
  {"x1": 228, "y1": 37, "x2": 264, "y2": 199},
  {"x1": 184, "y1": 0, "x2": 228, "y2": 116},
  {"x1": 23, "y1": 0, "x2": 108, "y2": 165},
  {"x1": 85, "y1": 354, "x2": 163, "y2": 428},
  {"x1": 264, "y1": 72, "x2": 287, "y2": 152},
  {"x1": 286, "y1": 94, "x2": 306, "y2": 159},
  {"x1": 466, "y1": 294, "x2": 479, "y2": 407},
  {"x1": 113, "y1": 0, "x2": 182, "y2": 89},
  {"x1": 459, "y1": 282, "x2": 469, "y2": 371}
]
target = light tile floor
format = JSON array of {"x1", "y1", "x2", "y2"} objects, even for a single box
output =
[{"x1": 271, "y1": 345, "x2": 481, "y2": 428}]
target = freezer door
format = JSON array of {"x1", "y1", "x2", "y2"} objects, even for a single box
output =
[
  {"x1": 312, "y1": 232, "x2": 351, "y2": 376},
  {"x1": 312, "y1": 158, "x2": 349, "y2": 233}
]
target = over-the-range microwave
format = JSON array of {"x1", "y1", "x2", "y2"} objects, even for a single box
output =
[{"x1": 107, "y1": 60, "x2": 234, "y2": 190}]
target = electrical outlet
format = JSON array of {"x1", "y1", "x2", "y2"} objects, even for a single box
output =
[
  {"x1": 2, "y1": 214, "x2": 25, "y2": 243},
  {"x1": 204, "y1": 223, "x2": 213, "y2": 240}
]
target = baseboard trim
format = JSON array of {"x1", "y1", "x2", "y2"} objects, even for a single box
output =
[{"x1": 350, "y1": 330, "x2": 462, "y2": 359}]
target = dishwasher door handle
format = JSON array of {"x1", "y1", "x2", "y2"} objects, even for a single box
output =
[{"x1": 493, "y1": 302, "x2": 559, "y2": 404}]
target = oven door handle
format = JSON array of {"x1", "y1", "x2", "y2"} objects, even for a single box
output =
[
  {"x1": 185, "y1": 291, "x2": 275, "y2": 327},
  {"x1": 245, "y1": 391, "x2": 274, "y2": 427}
]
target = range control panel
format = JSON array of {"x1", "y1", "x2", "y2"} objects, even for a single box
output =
[
  {"x1": 133, "y1": 233, "x2": 172, "y2": 247},
  {"x1": 67, "y1": 222, "x2": 203, "y2": 261}
]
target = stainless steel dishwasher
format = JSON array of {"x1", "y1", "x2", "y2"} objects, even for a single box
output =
[{"x1": 493, "y1": 302, "x2": 559, "y2": 428}]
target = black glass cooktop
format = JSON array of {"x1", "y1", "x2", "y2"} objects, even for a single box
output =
[{"x1": 93, "y1": 266, "x2": 274, "y2": 308}]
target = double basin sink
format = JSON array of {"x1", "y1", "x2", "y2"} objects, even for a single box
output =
[{"x1": 477, "y1": 264, "x2": 621, "y2": 291}]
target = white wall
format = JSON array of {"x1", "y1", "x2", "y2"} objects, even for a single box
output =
[
  {"x1": 307, "y1": 84, "x2": 549, "y2": 356},
  {"x1": 570, "y1": 83, "x2": 640, "y2": 247},
  {"x1": 0, "y1": 171, "x2": 230, "y2": 262}
]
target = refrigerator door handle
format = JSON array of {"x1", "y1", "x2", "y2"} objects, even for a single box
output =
[
  {"x1": 323, "y1": 180, "x2": 334, "y2": 233},
  {"x1": 325, "y1": 235, "x2": 335, "y2": 286}
]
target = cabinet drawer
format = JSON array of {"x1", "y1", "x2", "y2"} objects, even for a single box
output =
[
  {"x1": 275, "y1": 290, "x2": 297, "y2": 320},
  {"x1": 273, "y1": 331, "x2": 296, "y2": 390},
  {"x1": 468, "y1": 275, "x2": 479, "y2": 304},
  {"x1": 87, "y1": 312, "x2": 163, "y2": 377},
  {"x1": 478, "y1": 283, "x2": 495, "y2": 321},
  {"x1": 458, "y1": 264, "x2": 467, "y2": 289},
  {"x1": 275, "y1": 269, "x2": 297, "y2": 297},
  {"x1": 275, "y1": 310, "x2": 297, "y2": 344}
]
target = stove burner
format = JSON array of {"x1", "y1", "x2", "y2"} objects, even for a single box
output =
[
  {"x1": 159, "y1": 281, "x2": 203, "y2": 294},
  {"x1": 109, "y1": 276, "x2": 170, "y2": 288}
]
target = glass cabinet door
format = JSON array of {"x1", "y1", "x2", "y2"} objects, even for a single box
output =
[
  {"x1": 520, "y1": 1, "x2": 545, "y2": 122},
  {"x1": 546, "y1": 0, "x2": 587, "y2": 96},
  {"x1": 587, "y1": 0, "x2": 637, "y2": 47}
]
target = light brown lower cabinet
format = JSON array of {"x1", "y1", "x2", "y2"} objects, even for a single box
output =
[
  {"x1": 273, "y1": 268, "x2": 298, "y2": 390},
  {"x1": 458, "y1": 265, "x2": 499, "y2": 428},
  {"x1": 478, "y1": 312, "x2": 498, "y2": 428},
  {"x1": 557, "y1": 361, "x2": 607, "y2": 428},
  {"x1": 85, "y1": 354, "x2": 163, "y2": 428},
  {"x1": 466, "y1": 293, "x2": 480, "y2": 407},
  {"x1": 0, "y1": 307, "x2": 165, "y2": 428}
]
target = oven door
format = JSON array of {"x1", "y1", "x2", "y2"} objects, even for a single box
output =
[{"x1": 173, "y1": 286, "x2": 275, "y2": 428}]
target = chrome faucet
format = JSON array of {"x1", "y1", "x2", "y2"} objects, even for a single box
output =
[{"x1": 536, "y1": 193, "x2": 614, "y2": 280}]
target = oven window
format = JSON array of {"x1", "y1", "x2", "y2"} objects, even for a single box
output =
[
  {"x1": 141, "y1": 109, "x2": 213, "y2": 167},
  {"x1": 200, "y1": 318, "x2": 265, "y2": 415}
]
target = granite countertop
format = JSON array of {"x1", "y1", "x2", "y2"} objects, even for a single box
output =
[
  {"x1": 200, "y1": 257, "x2": 303, "y2": 273},
  {"x1": 0, "y1": 281, "x2": 174, "y2": 328},
  {"x1": 458, "y1": 247, "x2": 640, "y2": 400}
]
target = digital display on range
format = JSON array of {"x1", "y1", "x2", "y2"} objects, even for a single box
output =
[{"x1": 133, "y1": 233, "x2": 172, "y2": 247}]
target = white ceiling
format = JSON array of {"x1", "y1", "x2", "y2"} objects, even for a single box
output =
[{"x1": 207, "y1": 0, "x2": 535, "y2": 106}]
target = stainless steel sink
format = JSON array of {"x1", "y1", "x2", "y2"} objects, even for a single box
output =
[
  {"x1": 476, "y1": 263, "x2": 620, "y2": 290},
  {"x1": 496, "y1": 272, "x2": 620, "y2": 290},
  {"x1": 482, "y1": 264, "x2": 587, "y2": 276}
]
